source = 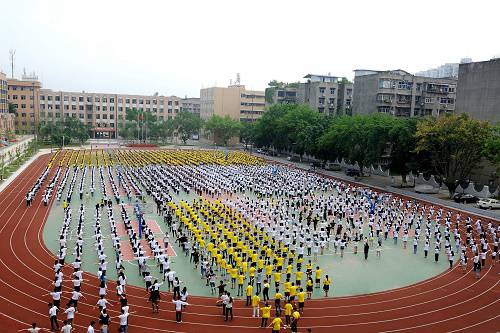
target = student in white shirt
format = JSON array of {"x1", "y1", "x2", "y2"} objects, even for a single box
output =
[
  {"x1": 60, "y1": 320, "x2": 73, "y2": 333},
  {"x1": 172, "y1": 296, "x2": 189, "y2": 323},
  {"x1": 118, "y1": 309, "x2": 134, "y2": 333},
  {"x1": 48, "y1": 302, "x2": 59, "y2": 331},
  {"x1": 86, "y1": 321, "x2": 95, "y2": 333}
]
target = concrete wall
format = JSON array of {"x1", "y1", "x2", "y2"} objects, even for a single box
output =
[{"x1": 456, "y1": 59, "x2": 500, "y2": 124}]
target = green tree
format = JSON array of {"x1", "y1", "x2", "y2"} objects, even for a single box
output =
[
  {"x1": 0, "y1": 154, "x2": 5, "y2": 180},
  {"x1": 253, "y1": 104, "x2": 293, "y2": 151},
  {"x1": 174, "y1": 111, "x2": 204, "y2": 144},
  {"x1": 239, "y1": 121, "x2": 255, "y2": 149},
  {"x1": 484, "y1": 123, "x2": 500, "y2": 171},
  {"x1": 415, "y1": 114, "x2": 491, "y2": 196},
  {"x1": 205, "y1": 115, "x2": 241, "y2": 146},
  {"x1": 387, "y1": 117, "x2": 418, "y2": 184},
  {"x1": 319, "y1": 114, "x2": 393, "y2": 174}
]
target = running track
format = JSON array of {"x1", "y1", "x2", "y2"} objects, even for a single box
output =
[{"x1": 0, "y1": 153, "x2": 499, "y2": 333}]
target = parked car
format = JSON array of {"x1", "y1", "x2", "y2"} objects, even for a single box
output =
[
  {"x1": 325, "y1": 162, "x2": 341, "y2": 171},
  {"x1": 452, "y1": 193, "x2": 479, "y2": 204},
  {"x1": 345, "y1": 168, "x2": 361, "y2": 177},
  {"x1": 476, "y1": 198, "x2": 500, "y2": 210}
]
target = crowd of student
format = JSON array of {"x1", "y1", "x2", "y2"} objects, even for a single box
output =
[{"x1": 21, "y1": 149, "x2": 498, "y2": 333}]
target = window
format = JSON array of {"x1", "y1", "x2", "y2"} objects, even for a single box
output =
[
  {"x1": 318, "y1": 97, "x2": 325, "y2": 105},
  {"x1": 118, "y1": 107, "x2": 123, "y2": 112},
  {"x1": 79, "y1": 97, "x2": 83, "y2": 102},
  {"x1": 96, "y1": 114, "x2": 100, "y2": 119},
  {"x1": 72, "y1": 105, "x2": 76, "y2": 110},
  {"x1": 110, "y1": 106, "x2": 114, "y2": 111},
  {"x1": 87, "y1": 114, "x2": 92, "y2": 119},
  {"x1": 425, "y1": 97, "x2": 432, "y2": 103},
  {"x1": 21, "y1": 113, "x2": 26, "y2": 117},
  {"x1": 110, "y1": 98, "x2": 114, "y2": 103},
  {"x1": 64, "y1": 96, "x2": 69, "y2": 101},
  {"x1": 55, "y1": 96, "x2": 60, "y2": 101},
  {"x1": 126, "y1": 98, "x2": 130, "y2": 104},
  {"x1": 103, "y1": 106, "x2": 107, "y2": 111},
  {"x1": 102, "y1": 97, "x2": 107, "y2": 103},
  {"x1": 168, "y1": 101, "x2": 172, "y2": 106},
  {"x1": 379, "y1": 79, "x2": 393, "y2": 89},
  {"x1": 319, "y1": 87, "x2": 325, "y2": 94},
  {"x1": 132, "y1": 99, "x2": 137, "y2": 104},
  {"x1": 21, "y1": 95, "x2": 26, "y2": 100},
  {"x1": 72, "y1": 96, "x2": 77, "y2": 102},
  {"x1": 330, "y1": 88, "x2": 336, "y2": 94},
  {"x1": 72, "y1": 113, "x2": 76, "y2": 118},
  {"x1": 448, "y1": 86, "x2": 456, "y2": 93},
  {"x1": 47, "y1": 112, "x2": 53, "y2": 118},
  {"x1": 96, "y1": 106, "x2": 100, "y2": 111},
  {"x1": 110, "y1": 114, "x2": 114, "y2": 119},
  {"x1": 48, "y1": 96, "x2": 52, "y2": 101},
  {"x1": 103, "y1": 114, "x2": 107, "y2": 119},
  {"x1": 64, "y1": 105, "x2": 69, "y2": 110},
  {"x1": 95, "y1": 97, "x2": 100, "y2": 102},
  {"x1": 139, "y1": 99, "x2": 144, "y2": 104},
  {"x1": 40, "y1": 104, "x2": 45, "y2": 110},
  {"x1": 79, "y1": 105, "x2": 84, "y2": 111},
  {"x1": 146, "y1": 100, "x2": 150, "y2": 105},
  {"x1": 86, "y1": 96, "x2": 92, "y2": 103},
  {"x1": 398, "y1": 81, "x2": 412, "y2": 90},
  {"x1": 13, "y1": 95, "x2": 18, "y2": 100},
  {"x1": 55, "y1": 113, "x2": 60, "y2": 118},
  {"x1": 21, "y1": 104, "x2": 27, "y2": 109},
  {"x1": 40, "y1": 96, "x2": 45, "y2": 101}
]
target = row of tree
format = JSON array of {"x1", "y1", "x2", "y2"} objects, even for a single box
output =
[
  {"x1": 39, "y1": 117, "x2": 91, "y2": 146},
  {"x1": 249, "y1": 104, "x2": 499, "y2": 196}
]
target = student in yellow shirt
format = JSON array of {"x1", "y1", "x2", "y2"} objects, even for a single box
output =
[
  {"x1": 237, "y1": 272, "x2": 245, "y2": 296},
  {"x1": 263, "y1": 280, "x2": 270, "y2": 301},
  {"x1": 306, "y1": 277, "x2": 314, "y2": 300},
  {"x1": 230, "y1": 267, "x2": 238, "y2": 289},
  {"x1": 245, "y1": 284, "x2": 253, "y2": 306},
  {"x1": 315, "y1": 266, "x2": 322, "y2": 288},
  {"x1": 289, "y1": 283, "x2": 298, "y2": 302},
  {"x1": 249, "y1": 265, "x2": 256, "y2": 285},
  {"x1": 273, "y1": 271, "x2": 281, "y2": 289},
  {"x1": 297, "y1": 288, "x2": 306, "y2": 314},
  {"x1": 323, "y1": 274, "x2": 331, "y2": 297},
  {"x1": 274, "y1": 290, "x2": 283, "y2": 316},
  {"x1": 269, "y1": 316, "x2": 283, "y2": 333},
  {"x1": 284, "y1": 301, "x2": 293, "y2": 326},
  {"x1": 260, "y1": 303, "x2": 271, "y2": 328},
  {"x1": 251, "y1": 292, "x2": 260, "y2": 317},
  {"x1": 295, "y1": 271, "x2": 303, "y2": 286},
  {"x1": 291, "y1": 308, "x2": 300, "y2": 333}
]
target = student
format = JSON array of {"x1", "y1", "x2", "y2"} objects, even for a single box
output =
[
  {"x1": 263, "y1": 279, "x2": 270, "y2": 301},
  {"x1": 246, "y1": 283, "x2": 253, "y2": 306},
  {"x1": 87, "y1": 321, "x2": 95, "y2": 333},
  {"x1": 274, "y1": 289, "x2": 283, "y2": 316},
  {"x1": 172, "y1": 296, "x2": 189, "y2": 323},
  {"x1": 323, "y1": 275, "x2": 331, "y2": 297},
  {"x1": 297, "y1": 288, "x2": 306, "y2": 314},
  {"x1": 48, "y1": 302, "x2": 59, "y2": 331},
  {"x1": 364, "y1": 241, "x2": 370, "y2": 260},
  {"x1": 284, "y1": 301, "x2": 293, "y2": 326},
  {"x1": 269, "y1": 315, "x2": 283, "y2": 333},
  {"x1": 118, "y1": 308, "x2": 133, "y2": 332},
  {"x1": 252, "y1": 292, "x2": 261, "y2": 317},
  {"x1": 260, "y1": 302, "x2": 272, "y2": 328},
  {"x1": 225, "y1": 292, "x2": 234, "y2": 321},
  {"x1": 18, "y1": 323, "x2": 45, "y2": 333},
  {"x1": 60, "y1": 320, "x2": 73, "y2": 333},
  {"x1": 99, "y1": 309, "x2": 110, "y2": 333},
  {"x1": 290, "y1": 308, "x2": 300, "y2": 333},
  {"x1": 63, "y1": 304, "x2": 75, "y2": 325}
]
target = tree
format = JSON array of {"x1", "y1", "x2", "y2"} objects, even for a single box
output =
[
  {"x1": 387, "y1": 117, "x2": 418, "y2": 184},
  {"x1": 253, "y1": 104, "x2": 293, "y2": 151},
  {"x1": 484, "y1": 123, "x2": 500, "y2": 171},
  {"x1": 204, "y1": 115, "x2": 241, "y2": 146},
  {"x1": 174, "y1": 111, "x2": 204, "y2": 144},
  {"x1": 0, "y1": 154, "x2": 5, "y2": 180},
  {"x1": 39, "y1": 117, "x2": 91, "y2": 146},
  {"x1": 415, "y1": 114, "x2": 491, "y2": 196},
  {"x1": 318, "y1": 114, "x2": 393, "y2": 174},
  {"x1": 240, "y1": 121, "x2": 255, "y2": 149}
]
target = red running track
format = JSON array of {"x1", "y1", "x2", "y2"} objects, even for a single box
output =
[{"x1": 0, "y1": 153, "x2": 499, "y2": 333}]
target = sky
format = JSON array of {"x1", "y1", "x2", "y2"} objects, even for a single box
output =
[{"x1": 0, "y1": 0, "x2": 499, "y2": 98}]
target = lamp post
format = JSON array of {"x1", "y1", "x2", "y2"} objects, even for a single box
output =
[{"x1": 32, "y1": 82, "x2": 37, "y2": 147}]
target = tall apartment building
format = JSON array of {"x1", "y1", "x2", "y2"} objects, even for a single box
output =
[
  {"x1": 456, "y1": 58, "x2": 500, "y2": 124},
  {"x1": 7, "y1": 75, "x2": 42, "y2": 134},
  {"x1": 0, "y1": 72, "x2": 15, "y2": 139},
  {"x1": 266, "y1": 74, "x2": 354, "y2": 115},
  {"x1": 416, "y1": 58, "x2": 472, "y2": 78},
  {"x1": 352, "y1": 69, "x2": 457, "y2": 117},
  {"x1": 200, "y1": 85, "x2": 265, "y2": 122},
  {"x1": 38, "y1": 89, "x2": 183, "y2": 138},
  {"x1": 181, "y1": 97, "x2": 200, "y2": 117}
]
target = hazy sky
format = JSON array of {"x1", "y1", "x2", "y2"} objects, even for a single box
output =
[{"x1": 1, "y1": 0, "x2": 498, "y2": 97}]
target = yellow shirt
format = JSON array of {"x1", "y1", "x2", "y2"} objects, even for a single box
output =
[
  {"x1": 284, "y1": 303, "x2": 293, "y2": 316},
  {"x1": 295, "y1": 271, "x2": 303, "y2": 281},
  {"x1": 284, "y1": 281, "x2": 291, "y2": 293},
  {"x1": 238, "y1": 274, "x2": 245, "y2": 285},
  {"x1": 324, "y1": 278, "x2": 331, "y2": 285},
  {"x1": 274, "y1": 292, "x2": 282, "y2": 300},
  {"x1": 297, "y1": 291, "x2": 306, "y2": 303},
  {"x1": 292, "y1": 311, "x2": 300, "y2": 320},
  {"x1": 261, "y1": 306, "x2": 271, "y2": 318},
  {"x1": 246, "y1": 285, "x2": 253, "y2": 296},
  {"x1": 251, "y1": 295, "x2": 260, "y2": 307},
  {"x1": 315, "y1": 269, "x2": 322, "y2": 279},
  {"x1": 290, "y1": 285, "x2": 298, "y2": 296},
  {"x1": 249, "y1": 266, "x2": 256, "y2": 277},
  {"x1": 274, "y1": 272, "x2": 281, "y2": 283},
  {"x1": 272, "y1": 318, "x2": 283, "y2": 330}
]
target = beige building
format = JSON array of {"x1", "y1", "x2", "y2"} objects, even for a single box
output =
[
  {"x1": 39, "y1": 89, "x2": 183, "y2": 138},
  {"x1": 200, "y1": 84, "x2": 265, "y2": 122},
  {"x1": 7, "y1": 75, "x2": 42, "y2": 134},
  {"x1": 0, "y1": 72, "x2": 15, "y2": 139}
]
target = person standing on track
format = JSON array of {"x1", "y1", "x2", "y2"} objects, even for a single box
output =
[
  {"x1": 17, "y1": 323, "x2": 46, "y2": 332},
  {"x1": 172, "y1": 296, "x2": 189, "y2": 323},
  {"x1": 48, "y1": 302, "x2": 59, "y2": 331}
]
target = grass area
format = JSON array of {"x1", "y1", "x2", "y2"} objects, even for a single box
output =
[{"x1": 0, "y1": 142, "x2": 40, "y2": 183}]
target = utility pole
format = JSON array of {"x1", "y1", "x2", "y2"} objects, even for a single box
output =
[{"x1": 9, "y1": 49, "x2": 15, "y2": 78}]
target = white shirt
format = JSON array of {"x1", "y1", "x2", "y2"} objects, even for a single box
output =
[
  {"x1": 49, "y1": 305, "x2": 58, "y2": 317},
  {"x1": 87, "y1": 326, "x2": 95, "y2": 333},
  {"x1": 64, "y1": 306, "x2": 75, "y2": 319},
  {"x1": 61, "y1": 325, "x2": 72, "y2": 333},
  {"x1": 118, "y1": 313, "x2": 129, "y2": 326},
  {"x1": 172, "y1": 299, "x2": 188, "y2": 311}
]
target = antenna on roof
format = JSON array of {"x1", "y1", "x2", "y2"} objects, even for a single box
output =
[
  {"x1": 235, "y1": 73, "x2": 241, "y2": 85},
  {"x1": 9, "y1": 49, "x2": 15, "y2": 78}
]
